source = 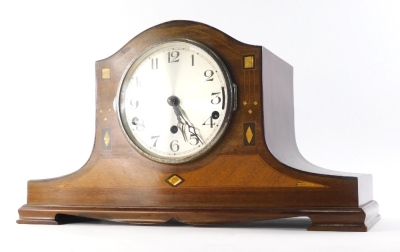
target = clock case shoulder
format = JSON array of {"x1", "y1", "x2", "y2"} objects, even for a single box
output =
[{"x1": 17, "y1": 20, "x2": 379, "y2": 231}]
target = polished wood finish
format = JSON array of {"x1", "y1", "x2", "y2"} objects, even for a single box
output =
[{"x1": 17, "y1": 20, "x2": 380, "y2": 231}]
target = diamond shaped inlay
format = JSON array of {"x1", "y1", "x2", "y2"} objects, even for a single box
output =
[
  {"x1": 104, "y1": 131, "x2": 110, "y2": 146},
  {"x1": 166, "y1": 174, "x2": 185, "y2": 187},
  {"x1": 246, "y1": 126, "x2": 253, "y2": 144}
]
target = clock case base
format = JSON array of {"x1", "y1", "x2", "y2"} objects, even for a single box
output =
[
  {"x1": 18, "y1": 200, "x2": 379, "y2": 231},
  {"x1": 17, "y1": 20, "x2": 380, "y2": 231}
]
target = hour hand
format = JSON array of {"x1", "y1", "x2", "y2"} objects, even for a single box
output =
[{"x1": 176, "y1": 116, "x2": 187, "y2": 141}]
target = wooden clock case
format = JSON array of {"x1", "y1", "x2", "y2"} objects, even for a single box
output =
[{"x1": 17, "y1": 20, "x2": 380, "y2": 231}]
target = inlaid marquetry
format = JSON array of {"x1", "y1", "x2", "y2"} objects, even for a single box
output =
[
  {"x1": 101, "y1": 68, "x2": 111, "y2": 79},
  {"x1": 166, "y1": 174, "x2": 185, "y2": 187},
  {"x1": 102, "y1": 129, "x2": 111, "y2": 150}
]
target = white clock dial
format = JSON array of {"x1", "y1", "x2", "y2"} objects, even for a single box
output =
[{"x1": 118, "y1": 39, "x2": 234, "y2": 164}]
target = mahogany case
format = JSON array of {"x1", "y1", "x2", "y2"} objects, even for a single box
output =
[{"x1": 17, "y1": 20, "x2": 380, "y2": 231}]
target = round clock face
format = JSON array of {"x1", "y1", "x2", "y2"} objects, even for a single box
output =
[{"x1": 118, "y1": 39, "x2": 234, "y2": 164}]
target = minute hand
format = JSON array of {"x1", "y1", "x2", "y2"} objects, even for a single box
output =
[{"x1": 172, "y1": 105, "x2": 204, "y2": 145}]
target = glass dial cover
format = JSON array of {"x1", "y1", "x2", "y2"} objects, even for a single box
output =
[{"x1": 118, "y1": 39, "x2": 234, "y2": 164}]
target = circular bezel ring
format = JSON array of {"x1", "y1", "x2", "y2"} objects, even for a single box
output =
[{"x1": 116, "y1": 38, "x2": 234, "y2": 164}]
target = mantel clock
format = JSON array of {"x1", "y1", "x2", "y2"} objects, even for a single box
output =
[{"x1": 17, "y1": 20, "x2": 380, "y2": 231}]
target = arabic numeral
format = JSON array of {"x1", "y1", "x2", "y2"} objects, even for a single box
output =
[
  {"x1": 211, "y1": 92, "x2": 221, "y2": 104},
  {"x1": 132, "y1": 117, "x2": 145, "y2": 131},
  {"x1": 170, "y1": 140, "x2": 180, "y2": 152},
  {"x1": 168, "y1": 51, "x2": 180, "y2": 63},
  {"x1": 202, "y1": 111, "x2": 219, "y2": 128},
  {"x1": 204, "y1": 70, "x2": 214, "y2": 81},
  {"x1": 130, "y1": 99, "x2": 139, "y2": 110},
  {"x1": 151, "y1": 58, "x2": 158, "y2": 69},
  {"x1": 135, "y1": 76, "x2": 142, "y2": 87},
  {"x1": 189, "y1": 133, "x2": 200, "y2": 145},
  {"x1": 151, "y1": 136, "x2": 160, "y2": 147}
]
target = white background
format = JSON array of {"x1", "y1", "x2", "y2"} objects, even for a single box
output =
[{"x1": 1, "y1": 1, "x2": 400, "y2": 251}]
